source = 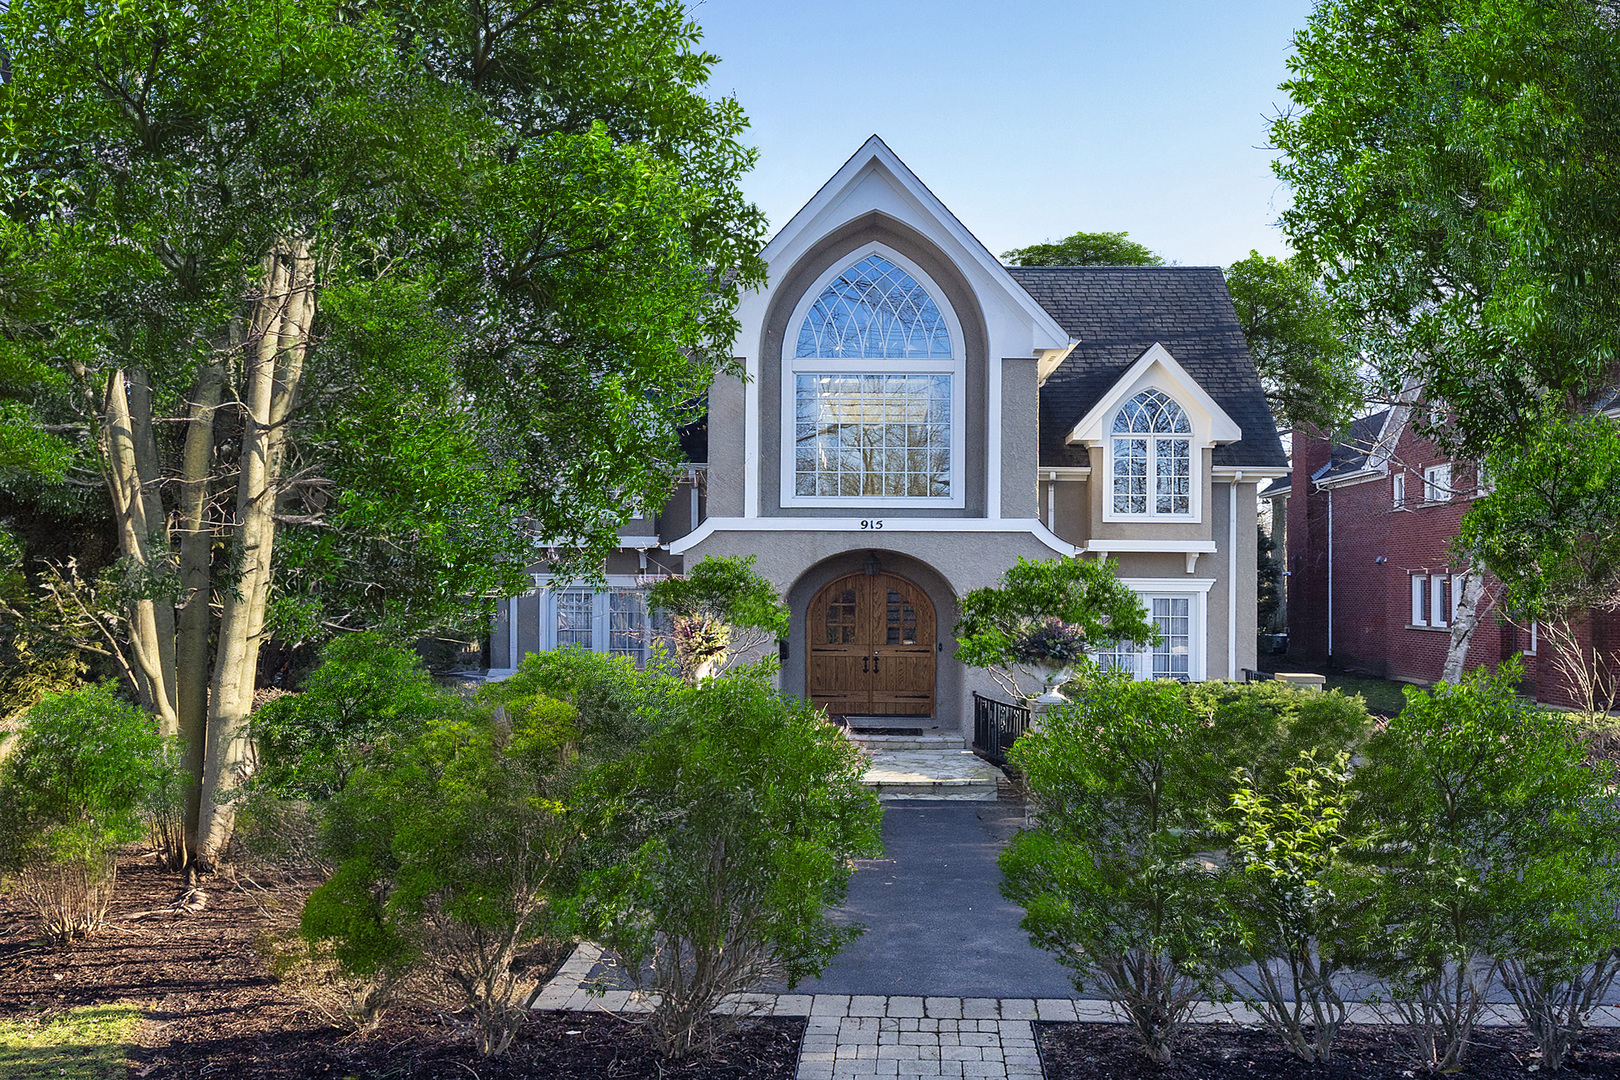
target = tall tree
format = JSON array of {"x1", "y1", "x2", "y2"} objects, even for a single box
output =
[
  {"x1": 1273, "y1": 0, "x2": 1620, "y2": 670},
  {"x1": 1002, "y1": 229, "x2": 1163, "y2": 267},
  {"x1": 0, "y1": 0, "x2": 765, "y2": 870},
  {"x1": 1225, "y1": 251, "x2": 1360, "y2": 432}
]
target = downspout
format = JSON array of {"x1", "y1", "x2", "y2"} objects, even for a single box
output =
[
  {"x1": 1326, "y1": 489, "x2": 1334, "y2": 659},
  {"x1": 1230, "y1": 472, "x2": 1242, "y2": 679}
]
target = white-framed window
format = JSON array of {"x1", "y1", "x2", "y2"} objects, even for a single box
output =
[
  {"x1": 1525, "y1": 620, "x2": 1538, "y2": 656},
  {"x1": 781, "y1": 246, "x2": 965, "y2": 508},
  {"x1": 504, "y1": 577, "x2": 658, "y2": 669},
  {"x1": 1424, "y1": 463, "x2": 1451, "y2": 503},
  {"x1": 608, "y1": 588, "x2": 651, "y2": 664},
  {"x1": 1430, "y1": 573, "x2": 1450, "y2": 628},
  {"x1": 556, "y1": 589, "x2": 595, "y2": 648},
  {"x1": 1094, "y1": 581, "x2": 1211, "y2": 681},
  {"x1": 1411, "y1": 575, "x2": 1427, "y2": 627},
  {"x1": 1393, "y1": 472, "x2": 1407, "y2": 508},
  {"x1": 1108, "y1": 389, "x2": 1194, "y2": 518}
]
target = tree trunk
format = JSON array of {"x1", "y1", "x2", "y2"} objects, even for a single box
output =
[
  {"x1": 102, "y1": 367, "x2": 180, "y2": 734},
  {"x1": 195, "y1": 241, "x2": 315, "y2": 866},
  {"x1": 1441, "y1": 567, "x2": 1491, "y2": 684},
  {"x1": 174, "y1": 363, "x2": 225, "y2": 868}
]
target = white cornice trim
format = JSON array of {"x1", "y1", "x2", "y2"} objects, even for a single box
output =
[
  {"x1": 1085, "y1": 539, "x2": 1219, "y2": 555},
  {"x1": 667, "y1": 516, "x2": 1078, "y2": 556},
  {"x1": 1037, "y1": 339, "x2": 1081, "y2": 385},
  {"x1": 1066, "y1": 343, "x2": 1243, "y2": 447},
  {"x1": 1040, "y1": 467, "x2": 1092, "y2": 480},
  {"x1": 1118, "y1": 576, "x2": 1217, "y2": 594},
  {"x1": 1213, "y1": 466, "x2": 1288, "y2": 480},
  {"x1": 1314, "y1": 466, "x2": 1385, "y2": 490}
]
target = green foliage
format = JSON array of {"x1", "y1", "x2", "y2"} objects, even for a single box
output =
[
  {"x1": 250, "y1": 633, "x2": 457, "y2": 800},
  {"x1": 646, "y1": 555, "x2": 789, "y2": 679},
  {"x1": 1002, "y1": 230, "x2": 1163, "y2": 267},
  {"x1": 1002, "y1": 675, "x2": 1372, "y2": 1064},
  {"x1": 1274, "y1": 0, "x2": 1620, "y2": 457},
  {"x1": 1256, "y1": 524, "x2": 1282, "y2": 633},
  {"x1": 0, "y1": 684, "x2": 167, "y2": 868},
  {"x1": 577, "y1": 667, "x2": 882, "y2": 1059},
  {"x1": 1000, "y1": 672, "x2": 1234, "y2": 1064},
  {"x1": 1350, "y1": 661, "x2": 1620, "y2": 1070},
  {"x1": 304, "y1": 699, "x2": 585, "y2": 1056},
  {"x1": 1219, "y1": 751, "x2": 1363, "y2": 1062},
  {"x1": 0, "y1": 684, "x2": 179, "y2": 942},
  {"x1": 1225, "y1": 251, "x2": 1360, "y2": 433},
  {"x1": 479, "y1": 645, "x2": 680, "y2": 759},
  {"x1": 955, "y1": 556, "x2": 1156, "y2": 700},
  {"x1": 1460, "y1": 413, "x2": 1620, "y2": 620}
]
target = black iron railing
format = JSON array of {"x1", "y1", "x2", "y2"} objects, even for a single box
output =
[{"x1": 972, "y1": 691, "x2": 1031, "y2": 766}]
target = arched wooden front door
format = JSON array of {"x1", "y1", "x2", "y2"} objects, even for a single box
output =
[{"x1": 807, "y1": 572, "x2": 936, "y2": 718}]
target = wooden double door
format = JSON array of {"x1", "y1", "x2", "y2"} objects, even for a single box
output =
[{"x1": 807, "y1": 572, "x2": 936, "y2": 718}]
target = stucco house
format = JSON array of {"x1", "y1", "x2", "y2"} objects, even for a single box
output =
[{"x1": 486, "y1": 137, "x2": 1288, "y2": 737}]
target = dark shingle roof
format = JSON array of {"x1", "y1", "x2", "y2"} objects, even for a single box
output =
[
  {"x1": 1009, "y1": 266, "x2": 1287, "y2": 470},
  {"x1": 1315, "y1": 409, "x2": 1392, "y2": 480}
]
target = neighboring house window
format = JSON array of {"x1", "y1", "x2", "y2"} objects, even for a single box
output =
[
  {"x1": 1392, "y1": 472, "x2": 1406, "y2": 508},
  {"x1": 1525, "y1": 621, "x2": 1538, "y2": 656},
  {"x1": 1424, "y1": 463, "x2": 1451, "y2": 503},
  {"x1": 1110, "y1": 389, "x2": 1193, "y2": 517},
  {"x1": 1430, "y1": 574, "x2": 1449, "y2": 628},
  {"x1": 556, "y1": 589, "x2": 594, "y2": 648},
  {"x1": 784, "y1": 249, "x2": 964, "y2": 506},
  {"x1": 1411, "y1": 575, "x2": 1426, "y2": 627},
  {"x1": 609, "y1": 589, "x2": 650, "y2": 663}
]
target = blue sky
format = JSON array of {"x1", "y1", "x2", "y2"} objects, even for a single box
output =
[{"x1": 692, "y1": 1, "x2": 1316, "y2": 268}]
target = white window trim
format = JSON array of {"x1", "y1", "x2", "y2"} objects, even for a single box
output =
[
  {"x1": 1393, "y1": 472, "x2": 1407, "y2": 509},
  {"x1": 531, "y1": 575, "x2": 655, "y2": 661},
  {"x1": 1430, "y1": 573, "x2": 1449, "y2": 628},
  {"x1": 1100, "y1": 392, "x2": 1205, "y2": 524},
  {"x1": 1424, "y1": 463, "x2": 1451, "y2": 504},
  {"x1": 779, "y1": 243, "x2": 967, "y2": 510},
  {"x1": 1411, "y1": 575, "x2": 1427, "y2": 627},
  {"x1": 1526, "y1": 620, "x2": 1538, "y2": 656},
  {"x1": 1096, "y1": 578, "x2": 1213, "y2": 682}
]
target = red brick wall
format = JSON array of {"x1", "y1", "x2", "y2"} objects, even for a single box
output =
[{"x1": 1283, "y1": 418, "x2": 1616, "y2": 708}]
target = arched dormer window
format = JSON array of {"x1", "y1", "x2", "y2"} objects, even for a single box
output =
[
  {"x1": 1111, "y1": 388, "x2": 1192, "y2": 517},
  {"x1": 784, "y1": 249, "x2": 964, "y2": 506}
]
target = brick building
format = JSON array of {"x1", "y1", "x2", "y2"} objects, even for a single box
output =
[{"x1": 1278, "y1": 404, "x2": 1618, "y2": 710}]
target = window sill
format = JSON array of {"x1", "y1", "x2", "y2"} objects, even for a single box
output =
[{"x1": 1406, "y1": 623, "x2": 1451, "y2": 633}]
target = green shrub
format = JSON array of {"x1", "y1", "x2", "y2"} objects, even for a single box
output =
[
  {"x1": 1218, "y1": 750, "x2": 1365, "y2": 1062},
  {"x1": 479, "y1": 645, "x2": 678, "y2": 758},
  {"x1": 576, "y1": 667, "x2": 882, "y2": 1059},
  {"x1": 1351, "y1": 661, "x2": 1620, "y2": 1072},
  {"x1": 1003, "y1": 674, "x2": 1373, "y2": 1064},
  {"x1": 645, "y1": 555, "x2": 789, "y2": 680},
  {"x1": 302, "y1": 695, "x2": 585, "y2": 1055},
  {"x1": 0, "y1": 684, "x2": 177, "y2": 942},
  {"x1": 1001, "y1": 673, "x2": 1233, "y2": 1064},
  {"x1": 250, "y1": 632, "x2": 452, "y2": 800}
]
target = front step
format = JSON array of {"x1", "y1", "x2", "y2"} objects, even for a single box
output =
[
  {"x1": 845, "y1": 732, "x2": 964, "y2": 752},
  {"x1": 859, "y1": 748, "x2": 1002, "y2": 802}
]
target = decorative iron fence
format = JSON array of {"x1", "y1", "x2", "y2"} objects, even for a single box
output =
[{"x1": 972, "y1": 691, "x2": 1031, "y2": 766}]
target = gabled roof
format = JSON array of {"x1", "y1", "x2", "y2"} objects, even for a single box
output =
[
  {"x1": 1009, "y1": 266, "x2": 1287, "y2": 470},
  {"x1": 753, "y1": 136, "x2": 1070, "y2": 355}
]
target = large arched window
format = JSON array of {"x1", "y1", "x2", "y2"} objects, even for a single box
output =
[
  {"x1": 1111, "y1": 388, "x2": 1192, "y2": 516},
  {"x1": 784, "y1": 250, "x2": 963, "y2": 505}
]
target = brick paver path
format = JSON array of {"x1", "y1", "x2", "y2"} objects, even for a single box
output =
[{"x1": 533, "y1": 944, "x2": 1620, "y2": 1080}]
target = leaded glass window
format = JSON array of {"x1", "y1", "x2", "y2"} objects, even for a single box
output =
[
  {"x1": 794, "y1": 374, "x2": 952, "y2": 497},
  {"x1": 796, "y1": 255, "x2": 951, "y2": 359},
  {"x1": 1111, "y1": 389, "x2": 1193, "y2": 516}
]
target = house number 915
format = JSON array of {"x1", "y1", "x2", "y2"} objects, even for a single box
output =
[{"x1": 859, "y1": 519, "x2": 884, "y2": 530}]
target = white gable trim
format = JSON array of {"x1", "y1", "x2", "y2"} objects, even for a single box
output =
[
  {"x1": 1065, "y1": 343, "x2": 1243, "y2": 447},
  {"x1": 757, "y1": 136, "x2": 1070, "y2": 354}
]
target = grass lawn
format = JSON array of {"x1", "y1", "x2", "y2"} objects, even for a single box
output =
[
  {"x1": 0, "y1": 1004, "x2": 141, "y2": 1080},
  {"x1": 1320, "y1": 672, "x2": 1413, "y2": 717}
]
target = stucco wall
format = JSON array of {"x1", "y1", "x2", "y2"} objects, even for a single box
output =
[{"x1": 1001, "y1": 357, "x2": 1039, "y2": 518}]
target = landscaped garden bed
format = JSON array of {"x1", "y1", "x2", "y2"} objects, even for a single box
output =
[
  {"x1": 0, "y1": 856, "x2": 804, "y2": 1080},
  {"x1": 1034, "y1": 1021, "x2": 1620, "y2": 1079}
]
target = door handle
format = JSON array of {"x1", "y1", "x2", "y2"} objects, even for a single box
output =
[
  {"x1": 873, "y1": 654, "x2": 880, "y2": 673},
  {"x1": 863, "y1": 656, "x2": 869, "y2": 673}
]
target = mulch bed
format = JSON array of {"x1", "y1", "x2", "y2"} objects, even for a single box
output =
[
  {"x1": 1036, "y1": 1020, "x2": 1620, "y2": 1079},
  {"x1": 0, "y1": 855, "x2": 803, "y2": 1079}
]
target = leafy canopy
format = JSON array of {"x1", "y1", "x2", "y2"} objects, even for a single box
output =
[
  {"x1": 1225, "y1": 251, "x2": 1361, "y2": 432},
  {"x1": 1002, "y1": 229, "x2": 1163, "y2": 267}
]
